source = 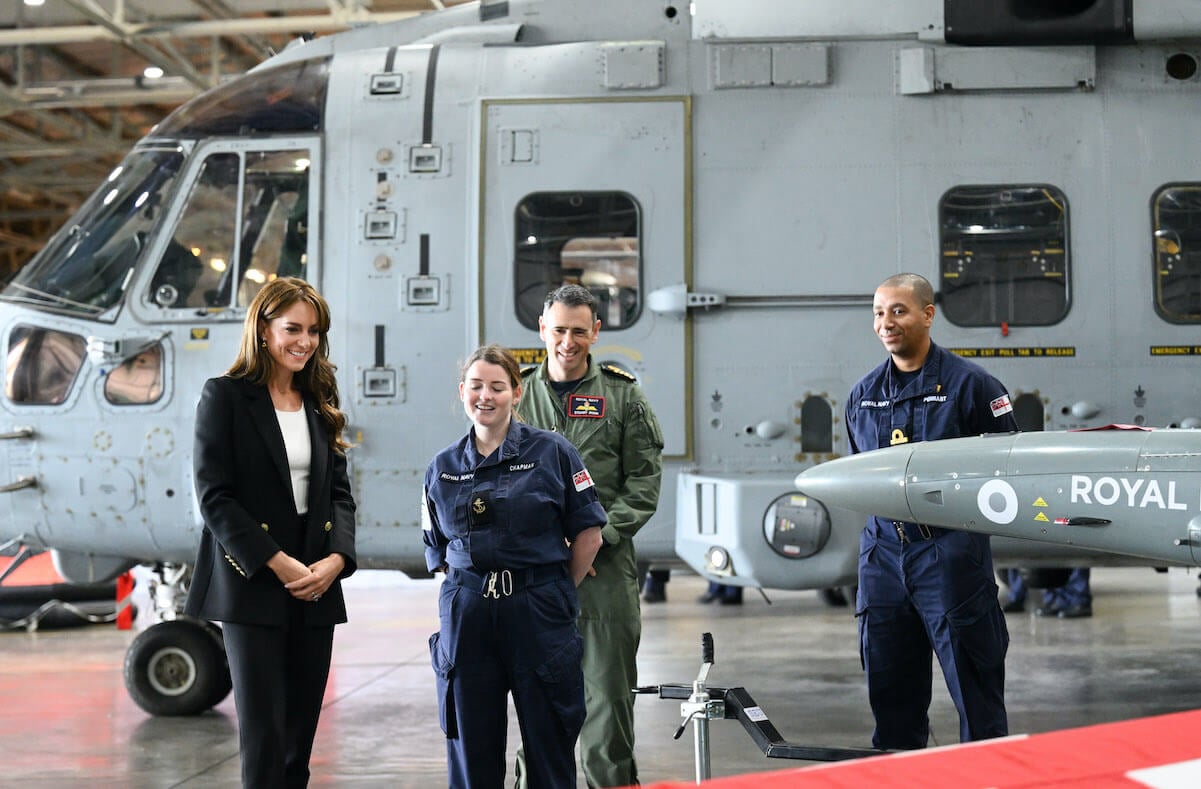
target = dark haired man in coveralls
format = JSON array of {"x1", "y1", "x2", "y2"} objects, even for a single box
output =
[{"x1": 846, "y1": 272, "x2": 1017, "y2": 750}]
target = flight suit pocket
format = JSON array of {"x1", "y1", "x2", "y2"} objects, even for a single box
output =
[
  {"x1": 945, "y1": 582, "x2": 1009, "y2": 671},
  {"x1": 429, "y1": 632, "x2": 458, "y2": 738},
  {"x1": 855, "y1": 608, "x2": 869, "y2": 671},
  {"x1": 534, "y1": 632, "x2": 586, "y2": 736}
]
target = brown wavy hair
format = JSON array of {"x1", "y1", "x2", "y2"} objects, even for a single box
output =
[{"x1": 227, "y1": 277, "x2": 348, "y2": 453}]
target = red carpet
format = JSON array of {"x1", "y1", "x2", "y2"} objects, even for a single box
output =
[{"x1": 644, "y1": 710, "x2": 1201, "y2": 788}]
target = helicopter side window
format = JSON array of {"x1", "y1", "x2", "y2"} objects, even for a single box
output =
[
  {"x1": 1151, "y1": 184, "x2": 1201, "y2": 323},
  {"x1": 151, "y1": 153, "x2": 237, "y2": 309},
  {"x1": 104, "y1": 343, "x2": 164, "y2": 405},
  {"x1": 235, "y1": 150, "x2": 311, "y2": 307},
  {"x1": 514, "y1": 192, "x2": 641, "y2": 330},
  {"x1": 799, "y1": 395, "x2": 833, "y2": 454},
  {"x1": 938, "y1": 185, "x2": 1070, "y2": 326},
  {"x1": 150, "y1": 148, "x2": 312, "y2": 310},
  {"x1": 5, "y1": 326, "x2": 87, "y2": 406}
]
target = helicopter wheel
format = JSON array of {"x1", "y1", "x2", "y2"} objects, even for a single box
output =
[{"x1": 124, "y1": 619, "x2": 231, "y2": 716}]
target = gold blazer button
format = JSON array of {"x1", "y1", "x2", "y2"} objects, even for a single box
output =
[
  {"x1": 261, "y1": 522, "x2": 270, "y2": 531},
  {"x1": 324, "y1": 521, "x2": 333, "y2": 532}
]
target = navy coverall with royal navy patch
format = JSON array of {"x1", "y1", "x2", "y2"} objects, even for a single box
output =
[
  {"x1": 846, "y1": 342, "x2": 1018, "y2": 750},
  {"x1": 423, "y1": 419, "x2": 607, "y2": 789}
]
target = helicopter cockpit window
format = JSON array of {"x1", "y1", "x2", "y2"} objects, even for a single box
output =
[
  {"x1": 151, "y1": 148, "x2": 311, "y2": 310},
  {"x1": 514, "y1": 192, "x2": 641, "y2": 330},
  {"x1": 5, "y1": 326, "x2": 87, "y2": 406},
  {"x1": 151, "y1": 57, "x2": 329, "y2": 138},
  {"x1": 1152, "y1": 184, "x2": 1201, "y2": 323},
  {"x1": 0, "y1": 148, "x2": 184, "y2": 321},
  {"x1": 104, "y1": 343, "x2": 164, "y2": 405},
  {"x1": 938, "y1": 185, "x2": 1070, "y2": 326}
]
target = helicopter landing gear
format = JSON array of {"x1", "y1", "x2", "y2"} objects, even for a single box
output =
[{"x1": 121, "y1": 563, "x2": 231, "y2": 716}]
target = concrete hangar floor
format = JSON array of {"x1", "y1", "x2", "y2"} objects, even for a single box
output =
[{"x1": 1, "y1": 568, "x2": 1199, "y2": 786}]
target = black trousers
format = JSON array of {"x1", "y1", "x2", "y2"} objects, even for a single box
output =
[{"x1": 223, "y1": 603, "x2": 335, "y2": 789}]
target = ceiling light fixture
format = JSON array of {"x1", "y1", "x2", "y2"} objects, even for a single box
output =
[
  {"x1": 143, "y1": 66, "x2": 164, "y2": 79},
  {"x1": 24, "y1": 0, "x2": 47, "y2": 7}
]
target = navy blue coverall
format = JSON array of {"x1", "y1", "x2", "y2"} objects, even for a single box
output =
[
  {"x1": 846, "y1": 342, "x2": 1017, "y2": 749},
  {"x1": 423, "y1": 420, "x2": 607, "y2": 789}
]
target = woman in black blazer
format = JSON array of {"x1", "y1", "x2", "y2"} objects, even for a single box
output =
[{"x1": 185, "y1": 277, "x2": 356, "y2": 788}]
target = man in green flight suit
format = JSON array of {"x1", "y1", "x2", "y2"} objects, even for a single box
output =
[{"x1": 516, "y1": 283, "x2": 664, "y2": 788}]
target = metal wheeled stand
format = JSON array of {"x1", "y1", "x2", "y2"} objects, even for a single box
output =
[{"x1": 636, "y1": 632, "x2": 881, "y2": 784}]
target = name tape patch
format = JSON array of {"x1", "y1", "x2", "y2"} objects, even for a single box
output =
[{"x1": 568, "y1": 394, "x2": 605, "y2": 419}]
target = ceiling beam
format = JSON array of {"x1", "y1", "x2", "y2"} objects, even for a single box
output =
[
  {"x1": 59, "y1": 0, "x2": 211, "y2": 89},
  {"x1": 14, "y1": 83, "x2": 201, "y2": 111},
  {"x1": 186, "y1": 0, "x2": 274, "y2": 62},
  {"x1": 0, "y1": 82, "x2": 97, "y2": 136}
]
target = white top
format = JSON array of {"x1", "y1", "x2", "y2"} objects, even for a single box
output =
[{"x1": 275, "y1": 407, "x2": 312, "y2": 515}]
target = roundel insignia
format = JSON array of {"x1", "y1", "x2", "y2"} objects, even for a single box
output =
[{"x1": 977, "y1": 479, "x2": 1018, "y2": 525}]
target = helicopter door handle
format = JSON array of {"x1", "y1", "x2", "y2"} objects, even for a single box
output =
[
  {"x1": 0, "y1": 475, "x2": 37, "y2": 493},
  {"x1": 0, "y1": 427, "x2": 34, "y2": 440}
]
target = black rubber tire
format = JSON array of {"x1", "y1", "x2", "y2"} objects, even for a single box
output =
[
  {"x1": 124, "y1": 620, "x2": 230, "y2": 716},
  {"x1": 196, "y1": 620, "x2": 233, "y2": 710}
]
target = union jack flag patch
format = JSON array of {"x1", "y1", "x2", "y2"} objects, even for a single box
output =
[
  {"x1": 990, "y1": 393, "x2": 1013, "y2": 418},
  {"x1": 573, "y1": 469, "x2": 595, "y2": 492}
]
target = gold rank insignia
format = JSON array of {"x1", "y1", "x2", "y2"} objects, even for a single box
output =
[
  {"x1": 890, "y1": 428, "x2": 909, "y2": 446},
  {"x1": 472, "y1": 497, "x2": 486, "y2": 515}
]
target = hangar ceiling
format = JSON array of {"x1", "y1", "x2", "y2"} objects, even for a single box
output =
[{"x1": 0, "y1": 0, "x2": 467, "y2": 276}]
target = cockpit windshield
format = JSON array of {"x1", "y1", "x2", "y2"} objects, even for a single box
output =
[
  {"x1": 1, "y1": 148, "x2": 184, "y2": 320},
  {"x1": 151, "y1": 57, "x2": 329, "y2": 139}
]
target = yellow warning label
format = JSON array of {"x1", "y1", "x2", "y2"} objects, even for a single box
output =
[
  {"x1": 511, "y1": 347, "x2": 548, "y2": 366},
  {"x1": 1033, "y1": 497, "x2": 1047, "y2": 507},
  {"x1": 948, "y1": 347, "x2": 1076, "y2": 359},
  {"x1": 1034, "y1": 512, "x2": 1049, "y2": 522},
  {"x1": 1149, "y1": 346, "x2": 1201, "y2": 356}
]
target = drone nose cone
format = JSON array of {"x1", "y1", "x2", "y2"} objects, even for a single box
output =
[{"x1": 794, "y1": 445, "x2": 916, "y2": 521}]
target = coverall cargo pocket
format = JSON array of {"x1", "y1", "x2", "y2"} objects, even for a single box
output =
[
  {"x1": 535, "y1": 633, "x2": 586, "y2": 735},
  {"x1": 429, "y1": 632, "x2": 458, "y2": 738},
  {"x1": 945, "y1": 583, "x2": 1009, "y2": 671}
]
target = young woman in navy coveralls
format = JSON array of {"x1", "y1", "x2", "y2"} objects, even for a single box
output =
[
  {"x1": 423, "y1": 344, "x2": 605, "y2": 788},
  {"x1": 846, "y1": 274, "x2": 1016, "y2": 750}
]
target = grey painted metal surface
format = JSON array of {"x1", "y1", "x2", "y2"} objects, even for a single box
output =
[{"x1": 1, "y1": 0, "x2": 1201, "y2": 606}]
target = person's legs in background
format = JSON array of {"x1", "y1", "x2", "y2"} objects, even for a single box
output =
[{"x1": 641, "y1": 568, "x2": 669, "y2": 603}]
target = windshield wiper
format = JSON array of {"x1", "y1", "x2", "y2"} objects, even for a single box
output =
[{"x1": 0, "y1": 282, "x2": 105, "y2": 315}]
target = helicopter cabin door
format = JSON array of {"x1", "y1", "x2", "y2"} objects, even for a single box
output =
[{"x1": 480, "y1": 98, "x2": 690, "y2": 457}]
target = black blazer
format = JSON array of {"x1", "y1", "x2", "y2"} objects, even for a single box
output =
[{"x1": 184, "y1": 376, "x2": 357, "y2": 627}]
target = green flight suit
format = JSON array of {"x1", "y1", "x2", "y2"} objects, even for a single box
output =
[{"x1": 517, "y1": 356, "x2": 664, "y2": 788}]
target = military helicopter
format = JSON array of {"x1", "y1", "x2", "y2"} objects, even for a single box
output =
[{"x1": 1, "y1": 0, "x2": 1198, "y2": 715}]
